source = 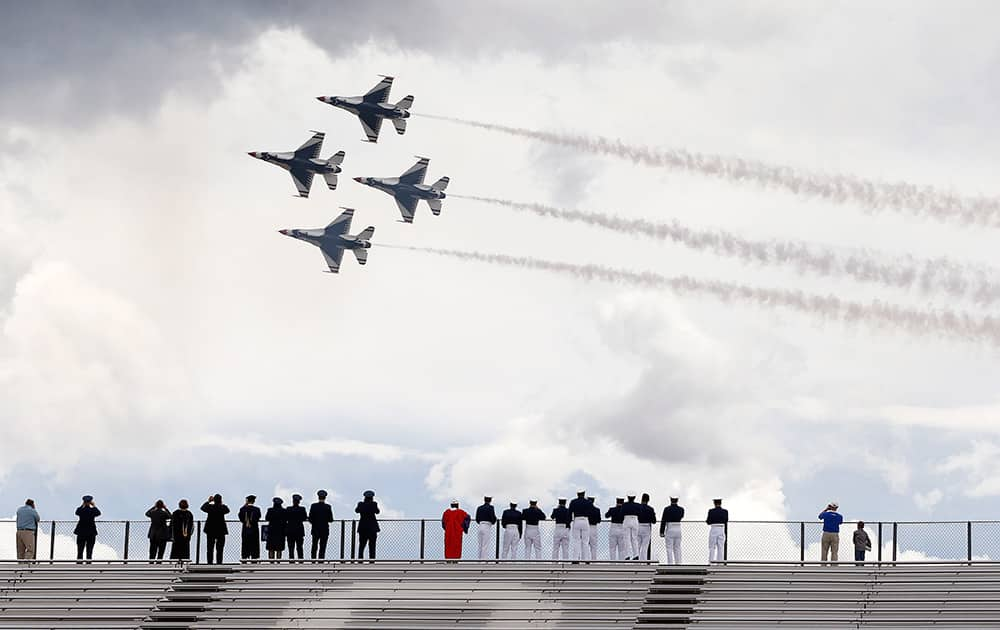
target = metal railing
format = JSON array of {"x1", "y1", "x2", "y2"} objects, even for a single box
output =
[{"x1": 2, "y1": 519, "x2": 998, "y2": 563}]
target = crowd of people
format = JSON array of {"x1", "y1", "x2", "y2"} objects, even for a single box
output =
[{"x1": 12, "y1": 493, "x2": 874, "y2": 565}]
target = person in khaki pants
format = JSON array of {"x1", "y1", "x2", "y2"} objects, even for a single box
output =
[
  {"x1": 819, "y1": 502, "x2": 844, "y2": 563},
  {"x1": 15, "y1": 499, "x2": 40, "y2": 560}
]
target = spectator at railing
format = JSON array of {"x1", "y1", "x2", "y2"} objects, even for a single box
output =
[
  {"x1": 706, "y1": 498, "x2": 728, "y2": 562},
  {"x1": 239, "y1": 495, "x2": 261, "y2": 561},
  {"x1": 286, "y1": 494, "x2": 307, "y2": 562},
  {"x1": 441, "y1": 499, "x2": 469, "y2": 561},
  {"x1": 500, "y1": 502, "x2": 522, "y2": 560},
  {"x1": 475, "y1": 496, "x2": 497, "y2": 560},
  {"x1": 74, "y1": 495, "x2": 101, "y2": 562},
  {"x1": 145, "y1": 500, "x2": 172, "y2": 561},
  {"x1": 308, "y1": 490, "x2": 333, "y2": 560},
  {"x1": 201, "y1": 494, "x2": 230, "y2": 565},
  {"x1": 819, "y1": 502, "x2": 843, "y2": 563},
  {"x1": 638, "y1": 493, "x2": 657, "y2": 561},
  {"x1": 606, "y1": 497, "x2": 626, "y2": 560},
  {"x1": 853, "y1": 520, "x2": 872, "y2": 565},
  {"x1": 264, "y1": 497, "x2": 286, "y2": 561},
  {"x1": 660, "y1": 496, "x2": 684, "y2": 565},
  {"x1": 568, "y1": 490, "x2": 591, "y2": 562},
  {"x1": 622, "y1": 494, "x2": 641, "y2": 560},
  {"x1": 551, "y1": 498, "x2": 571, "y2": 560},
  {"x1": 170, "y1": 499, "x2": 194, "y2": 560},
  {"x1": 15, "y1": 499, "x2": 40, "y2": 561},
  {"x1": 356, "y1": 490, "x2": 381, "y2": 561},
  {"x1": 522, "y1": 500, "x2": 546, "y2": 560},
  {"x1": 586, "y1": 497, "x2": 601, "y2": 561}
]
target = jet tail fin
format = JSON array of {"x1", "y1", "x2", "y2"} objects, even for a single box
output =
[
  {"x1": 395, "y1": 95, "x2": 414, "y2": 110},
  {"x1": 326, "y1": 150, "x2": 345, "y2": 166},
  {"x1": 427, "y1": 199, "x2": 443, "y2": 216},
  {"x1": 322, "y1": 172, "x2": 339, "y2": 190},
  {"x1": 392, "y1": 118, "x2": 407, "y2": 135},
  {"x1": 352, "y1": 248, "x2": 369, "y2": 265},
  {"x1": 430, "y1": 176, "x2": 450, "y2": 191},
  {"x1": 356, "y1": 226, "x2": 375, "y2": 240}
]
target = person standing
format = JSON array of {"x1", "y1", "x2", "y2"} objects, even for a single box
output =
[
  {"x1": 568, "y1": 490, "x2": 591, "y2": 562},
  {"x1": 145, "y1": 500, "x2": 172, "y2": 561},
  {"x1": 551, "y1": 498, "x2": 571, "y2": 560},
  {"x1": 201, "y1": 494, "x2": 230, "y2": 564},
  {"x1": 356, "y1": 490, "x2": 381, "y2": 561},
  {"x1": 239, "y1": 495, "x2": 262, "y2": 561},
  {"x1": 285, "y1": 494, "x2": 307, "y2": 562},
  {"x1": 819, "y1": 502, "x2": 844, "y2": 563},
  {"x1": 853, "y1": 521, "x2": 872, "y2": 565},
  {"x1": 637, "y1": 493, "x2": 656, "y2": 561},
  {"x1": 660, "y1": 496, "x2": 684, "y2": 565},
  {"x1": 606, "y1": 497, "x2": 626, "y2": 560},
  {"x1": 308, "y1": 490, "x2": 334, "y2": 560},
  {"x1": 15, "y1": 499, "x2": 40, "y2": 561},
  {"x1": 622, "y1": 494, "x2": 641, "y2": 560},
  {"x1": 264, "y1": 497, "x2": 287, "y2": 561},
  {"x1": 500, "y1": 502, "x2": 523, "y2": 560},
  {"x1": 706, "y1": 498, "x2": 728, "y2": 562},
  {"x1": 441, "y1": 499, "x2": 470, "y2": 561},
  {"x1": 170, "y1": 499, "x2": 194, "y2": 560},
  {"x1": 74, "y1": 495, "x2": 101, "y2": 562},
  {"x1": 475, "y1": 496, "x2": 497, "y2": 560},
  {"x1": 586, "y1": 497, "x2": 601, "y2": 561},
  {"x1": 522, "y1": 500, "x2": 546, "y2": 560}
]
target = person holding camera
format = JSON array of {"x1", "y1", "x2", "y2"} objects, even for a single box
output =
[
  {"x1": 145, "y1": 499, "x2": 172, "y2": 561},
  {"x1": 74, "y1": 495, "x2": 101, "y2": 562},
  {"x1": 201, "y1": 494, "x2": 230, "y2": 564},
  {"x1": 819, "y1": 502, "x2": 844, "y2": 563}
]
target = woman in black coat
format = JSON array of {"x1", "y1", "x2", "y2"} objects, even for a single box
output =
[
  {"x1": 355, "y1": 490, "x2": 381, "y2": 561},
  {"x1": 200, "y1": 494, "x2": 230, "y2": 564},
  {"x1": 264, "y1": 497, "x2": 287, "y2": 561},
  {"x1": 170, "y1": 499, "x2": 194, "y2": 560},
  {"x1": 145, "y1": 499, "x2": 172, "y2": 560}
]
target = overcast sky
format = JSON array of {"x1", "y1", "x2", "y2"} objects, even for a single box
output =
[{"x1": 2, "y1": 1, "x2": 1000, "y2": 526}]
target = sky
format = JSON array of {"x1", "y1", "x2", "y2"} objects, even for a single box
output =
[{"x1": 2, "y1": 1, "x2": 1000, "y2": 528}]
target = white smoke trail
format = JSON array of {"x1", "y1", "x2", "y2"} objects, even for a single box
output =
[
  {"x1": 379, "y1": 244, "x2": 1000, "y2": 346},
  {"x1": 420, "y1": 114, "x2": 1000, "y2": 227},
  {"x1": 452, "y1": 195, "x2": 1000, "y2": 305}
]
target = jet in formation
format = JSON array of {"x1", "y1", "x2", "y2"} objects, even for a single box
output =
[
  {"x1": 248, "y1": 131, "x2": 345, "y2": 198},
  {"x1": 316, "y1": 75, "x2": 413, "y2": 143},
  {"x1": 278, "y1": 208, "x2": 374, "y2": 274},
  {"x1": 354, "y1": 156, "x2": 449, "y2": 223}
]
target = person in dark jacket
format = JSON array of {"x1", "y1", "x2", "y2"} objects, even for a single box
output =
[
  {"x1": 145, "y1": 499, "x2": 172, "y2": 561},
  {"x1": 659, "y1": 496, "x2": 685, "y2": 565},
  {"x1": 606, "y1": 498, "x2": 626, "y2": 560},
  {"x1": 521, "y1": 500, "x2": 546, "y2": 560},
  {"x1": 475, "y1": 496, "x2": 497, "y2": 560},
  {"x1": 637, "y1": 493, "x2": 657, "y2": 561},
  {"x1": 239, "y1": 495, "x2": 261, "y2": 561},
  {"x1": 74, "y1": 495, "x2": 101, "y2": 562},
  {"x1": 170, "y1": 499, "x2": 194, "y2": 560},
  {"x1": 568, "y1": 490, "x2": 591, "y2": 562},
  {"x1": 355, "y1": 490, "x2": 380, "y2": 561},
  {"x1": 586, "y1": 497, "x2": 602, "y2": 561},
  {"x1": 622, "y1": 494, "x2": 641, "y2": 560},
  {"x1": 500, "y1": 502, "x2": 523, "y2": 559},
  {"x1": 264, "y1": 497, "x2": 287, "y2": 560},
  {"x1": 285, "y1": 494, "x2": 307, "y2": 562},
  {"x1": 200, "y1": 494, "x2": 230, "y2": 564},
  {"x1": 706, "y1": 498, "x2": 728, "y2": 562},
  {"x1": 308, "y1": 490, "x2": 334, "y2": 560},
  {"x1": 550, "y1": 498, "x2": 571, "y2": 560}
]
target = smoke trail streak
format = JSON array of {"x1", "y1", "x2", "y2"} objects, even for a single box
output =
[
  {"x1": 452, "y1": 194, "x2": 1000, "y2": 305},
  {"x1": 378, "y1": 244, "x2": 1000, "y2": 346},
  {"x1": 420, "y1": 114, "x2": 1000, "y2": 227}
]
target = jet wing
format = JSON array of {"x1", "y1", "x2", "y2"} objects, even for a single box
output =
[
  {"x1": 320, "y1": 244, "x2": 346, "y2": 273},
  {"x1": 325, "y1": 209, "x2": 354, "y2": 236},
  {"x1": 290, "y1": 168, "x2": 315, "y2": 197},
  {"x1": 293, "y1": 131, "x2": 324, "y2": 160},
  {"x1": 394, "y1": 195, "x2": 419, "y2": 223},
  {"x1": 398, "y1": 157, "x2": 429, "y2": 185},
  {"x1": 363, "y1": 76, "x2": 393, "y2": 103},
  {"x1": 358, "y1": 112, "x2": 384, "y2": 143}
]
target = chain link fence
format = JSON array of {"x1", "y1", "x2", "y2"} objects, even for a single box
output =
[{"x1": 2, "y1": 519, "x2": 997, "y2": 562}]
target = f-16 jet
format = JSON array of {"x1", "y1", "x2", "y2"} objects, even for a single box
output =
[
  {"x1": 248, "y1": 131, "x2": 345, "y2": 198},
  {"x1": 278, "y1": 208, "x2": 373, "y2": 274},
  {"x1": 316, "y1": 75, "x2": 413, "y2": 143},
  {"x1": 353, "y1": 156, "x2": 449, "y2": 224}
]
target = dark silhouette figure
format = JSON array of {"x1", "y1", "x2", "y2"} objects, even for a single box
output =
[
  {"x1": 170, "y1": 500, "x2": 194, "y2": 560},
  {"x1": 308, "y1": 490, "x2": 334, "y2": 560},
  {"x1": 239, "y1": 495, "x2": 262, "y2": 561},
  {"x1": 200, "y1": 494, "x2": 230, "y2": 564},
  {"x1": 74, "y1": 495, "x2": 101, "y2": 562},
  {"x1": 145, "y1": 499, "x2": 172, "y2": 560},
  {"x1": 355, "y1": 490, "x2": 380, "y2": 561},
  {"x1": 265, "y1": 497, "x2": 287, "y2": 560},
  {"x1": 285, "y1": 494, "x2": 307, "y2": 562}
]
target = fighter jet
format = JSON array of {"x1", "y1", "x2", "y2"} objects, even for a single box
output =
[
  {"x1": 278, "y1": 208, "x2": 374, "y2": 274},
  {"x1": 316, "y1": 75, "x2": 413, "y2": 143},
  {"x1": 353, "y1": 156, "x2": 449, "y2": 224},
  {"x1": 248, "y1": 131, "x2": 345, "y2": 198}
]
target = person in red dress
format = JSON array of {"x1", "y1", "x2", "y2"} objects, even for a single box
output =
[{"x1": 441, "y1": 499, "x2": 471, "y2": 560}]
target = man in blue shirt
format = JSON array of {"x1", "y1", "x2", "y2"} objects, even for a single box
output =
[
  {"x1": 819, "y1": 502, "x2": 844, "y2": 563},
  {"x1": 15, "y1": 499, "x2": 40, "y2": 561}
]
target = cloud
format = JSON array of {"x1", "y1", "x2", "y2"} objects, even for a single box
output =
[
  {"x1": 937, "y1": 441, "x2": 1000, "y2": 497},
  {"x1": 196, "y1": 435, "x2": 437, "y2": 463},
  {"x1": 914, "y1": 488, "x2": 943, "y2": 511}
]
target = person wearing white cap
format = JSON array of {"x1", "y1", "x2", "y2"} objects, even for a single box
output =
[
  {"x1": 550, "y1": 498, "x2": 571, "y2": 560},
  {"x1": 819, "y1": 502, "x2": 843, "y2": 563},
  {"x1": 621, "y1": 494, "x2": 641, "y2": 560},
  {"x1": 659, "y1": 496, "x2": 684, "y2": 565},
  {"x1": 522, "y1": 500, "x2": 546, "y2": 560},
  {"x1": 706, "y1": 498, "x2": 728, "y2": 562},
  {"x1": 568, "y1": 490, "x2": 591, "y2": 561}
]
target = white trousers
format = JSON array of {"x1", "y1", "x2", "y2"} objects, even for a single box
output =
[
  {"x1": 570, "y1": 517, "x2": 591, "y2": 561},
  {"x1": 623, "y1": 515, "x2": 639, "y2": 559},
  {"x1": 588, "y1": 524, "x2": 598, "y2": 559},
  {"x1": 637, "y1": 523, "x2": 652, "y2": 561},
  {"x1": 708, "y1": 525, "x2": 726, "y2": 562},
  {"x1": 552, "y1": 525, "x2": 570, "y2": 560},
  {"x1": 608, "y1": 523, "x2": 625, "y2": 560},
  {"x1": 664, "y1": 523, "x2": 682, "y2": 564},
  {"x1": 501, "y1": 524, "x2": 520, "y2": 560},
  {"x1": 523, "y1": 524, "x2": 541, "y2": 560},
  {"x1": 477, "y1": 522, "x2": 493, "y2": 560}
]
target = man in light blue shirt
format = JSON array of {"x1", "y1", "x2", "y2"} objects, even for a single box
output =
[
  {"x1": 819, "y1": 502, "x2": 843, "y2": 563},
  {"x1": 15, "y1": 499, "x2": 40, "y2": 560}
]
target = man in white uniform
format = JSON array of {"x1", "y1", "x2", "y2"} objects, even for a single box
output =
[
  {"x1": 637, "y1": 493, "x2": 656, "y2": 561},
  {"x1": 606, "y1": 497, "x2": 626, "y2": 560},
  {"x1": 587, "y1": 497, "x2": 601, "y2": 560},
  {"x1": 551, "y1": 498, "x2": 571, "y2": 560},
  {"x1": 500, "y1": 502, "x2": 522, "y2": 560},
  {"x1": 521, "y1": 500, "x2": 545, "y2": 560},
  {"x1": 707, "y1": 498, "x2": 728, "y2": 563},
  {"x1": 621, "y1": 494, "x2": 641, "y2": 560},
  {"x1": 568, "y1": 490, "x2": 591, "y2": 561},
  {"x1": 474, "y1": 496, "x2": 497, "y2": 560},
  {"x1": 659, "y1": 496, "x2": 684, "y2": 564}
]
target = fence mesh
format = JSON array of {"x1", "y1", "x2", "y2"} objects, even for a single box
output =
[{"x1": 894, "y1": 522, "x2": 969, "y2": 561}]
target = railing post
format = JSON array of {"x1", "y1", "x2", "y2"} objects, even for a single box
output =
[
  {"x1": 892, "y1": 522, "x2": 897, "y2": 562},
  {"x1": 495, "y1": 521, "x2": 500, "y2": 559},
  {"x1": 877, "y1": 522, "x2": 882, "y2": 562},
  {"x1": 419, "y1": 520, "x2": 426, "y2": 560},
  {"x1": 351, "y1": 520, "x2": 357, "y2": 560},
  {"x1": 339, "y1": 521, "x2": 345, "y2": 560},
  {"x1": 195, "y1": 521, "x2": 202, "y2": 564},
  {"x1": 800, "y1": 521, "x2": 805, "y2": 563},
  {"x1": 723, "y1": 523, "x2": 728, "y2": 561},
  {"x1": 123, "y1": 521, "x2": 130, "y2": 560},
  {"x1": 968, "y1": 521, "x2": 973, "y2": 563},
  {"x1": 49, "y1": 521, "x2": 56, "y2": 561}
]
